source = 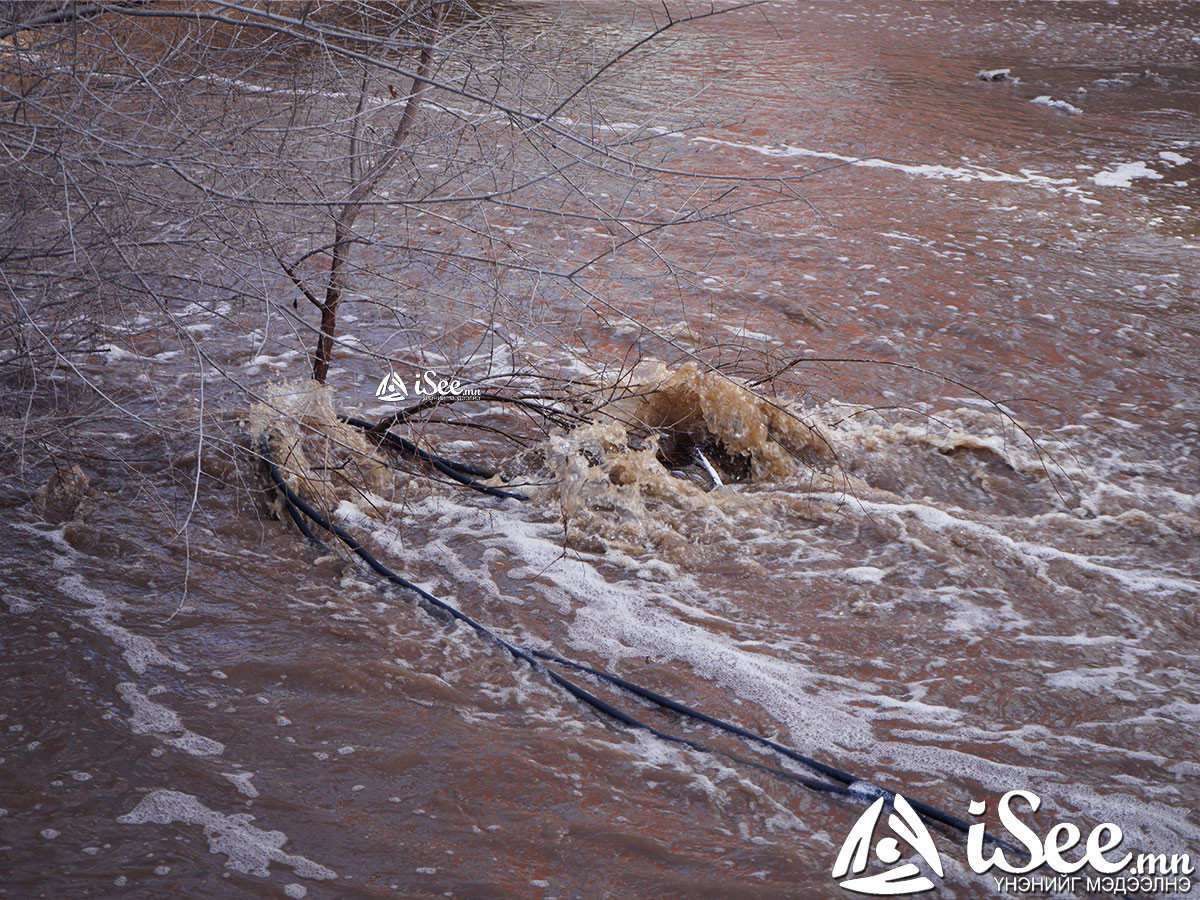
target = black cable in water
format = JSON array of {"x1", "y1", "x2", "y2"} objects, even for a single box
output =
[
  {"x1": 526, "y1": 647, "x2": 986, "y2": 839},
  {"x1": 261, "y1": 433, "x2": 1020, "y2": 858},
  {"x1": 341, "y1": 414, "x2": 495, "y2": 477},
  {"x1": 339, "y1": 415, "x2": 528, "y2": 501},
  {"x1": 262, "y1": 436, "x2": 857, "y2": 796},
  {"x1": 528, "y1": 647, "x2": 856, "y2": 785}
]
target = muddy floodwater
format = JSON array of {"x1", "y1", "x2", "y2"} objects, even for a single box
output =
[{"x1": 2, "y1": 2, "x2": 1198, "y2": 899}]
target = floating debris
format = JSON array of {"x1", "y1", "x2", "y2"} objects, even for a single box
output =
[
  {"x1": 1031, "y1": 95, "x2": 1083, "y2": 115},
  {"x1": 977, "y1": 68, "x2": 1012, "y2": 82}
]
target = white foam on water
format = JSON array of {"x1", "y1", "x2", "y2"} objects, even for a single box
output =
[
  {"x1": 57, "y1": 575, "x2": 188, "y2": 675},
  {"x1": 117, "y1": 683, "x2": 224, "y2": 757},
  {"x1": 1159, "y1": 151, "x2": 1191, "y2": 165},
  {"x1": 554, "y1": 112, "x2": 1102, "y2": 203},
  {"x1": 883, "y1": 737, "x2": 1060, "y2": 797},
  {"x1": 221, "y1": 772, "x2": 260, "y2": 798},
  {"x1": 1091, "y1": 161, "x2": 1163, "y2": 187},
  {"x1": 13, "y1": 522, "x2": 80, "y2": 571},
  {"x1": 3, "y1": 595, "x2": 36, "y2": 614},
  {"x1": 1043, "y1": 666, "x2": 1136, "y2": 695},
  {"x1": 882, "y1": 717, "x2": 1200, "y2": 851},
  {"x1": 622, "y1": 732, "x2": 810, "y2": 836},
  {"x1": 345, "y1": 494, "x2": 931, "y2": 758},
  {"x1": 1039, "y1": 778, "x2": 1200, "y2": 853},
  {"x1": 843, "y1": 566, "x2": 887, "y2": 585},
  {"x1": 117, "y1": 790, "x2": 336, "y2": 881},
  {"x1": 690, "y1": 135, "x2": 1081, "y2": 192},
  {"x1": 139, "y1": 68, "x2": 1121, "y2": 222},
  {"x1": 829, "y1": 404, "x2": 1200, "y2": 530},
  {"x1": 339, "y1": 460, "x2": 1193, "y2": 829},
  {"x1": 327, "y1": 400, "x2": 1197, "y2": 858},
  {"x1": 808, "y1": 495, "x2": 1198, "y2": 596},
  {"x1": 1016, "y1": 631, "x2": 1137, "y2": 648}
]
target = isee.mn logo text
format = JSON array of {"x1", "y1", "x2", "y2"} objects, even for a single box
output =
[
  {"x1": 375, "y1": 370, "x2": 482, "y2": 402},
  {"x1": 833, "y1": 789, "x2": 1193, "y2": 896}
]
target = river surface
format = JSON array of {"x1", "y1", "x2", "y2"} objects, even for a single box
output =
[{"x1": 2, "y1": 2, "x2": 1198, "y2": 898}]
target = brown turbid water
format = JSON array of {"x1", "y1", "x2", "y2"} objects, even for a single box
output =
[{"x1": 1, "y1": 2, "x2": 1197, "y2": 898}]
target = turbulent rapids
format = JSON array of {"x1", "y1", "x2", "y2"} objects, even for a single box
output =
[
  {"x1": 247, "y1": 368, "x2": 1054, "y2": 862},
  {"x1": 252, "y1": 362, "x2": 845, "y2": 556}
]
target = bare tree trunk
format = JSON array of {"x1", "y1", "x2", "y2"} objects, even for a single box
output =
[{"x1": 312, "y1": 10, "x2": 442, "y2": 384}]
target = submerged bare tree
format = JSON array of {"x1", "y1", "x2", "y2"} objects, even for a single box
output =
[{"x1": 2, "y1": 0, "x2": 865, "y2": 521}]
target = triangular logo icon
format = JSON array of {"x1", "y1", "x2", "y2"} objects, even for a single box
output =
[
  {"x1": 376, "y1": 371, "x2": 409, "y2": 401},
  {"x1": 832, "y1": 793, "x2": 942, "y2": 895}
]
